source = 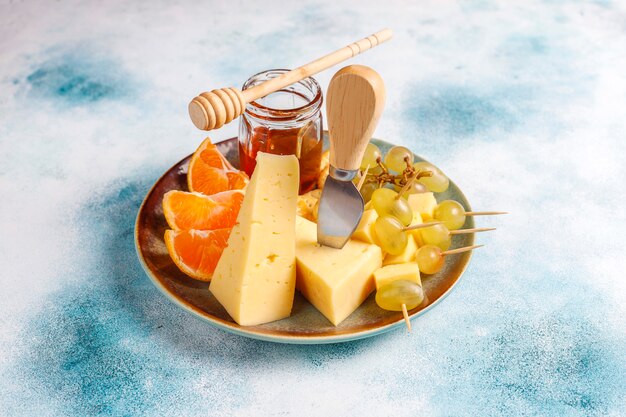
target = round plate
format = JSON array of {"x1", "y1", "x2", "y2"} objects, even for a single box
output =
[{"x1": 135, "y1": 137, "x2": 475, "y2": 344}]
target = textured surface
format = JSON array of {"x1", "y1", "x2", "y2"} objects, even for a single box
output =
[{"x1": 1, "y1": 1, "x2": 625, "y2": 416}]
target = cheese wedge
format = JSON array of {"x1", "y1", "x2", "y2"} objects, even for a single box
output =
[
  {"x1": 408, "y1": 192, "x2": 438, "y2": 221},
  {"x1": 295, "y1": 216, "x2": 383, "y2": 326},
  {"x1": 352, "y1": 209, "x2": 378, "y2": 244},
  {"x1": 383, "y1": 234, "x2": 417, "y2": 266},
  {"x1": 374, "y1": 263, "x2": 421, "y2": 290},
  {"x1": 209, "y1": 152, "x2": 299, "y2": 326}
]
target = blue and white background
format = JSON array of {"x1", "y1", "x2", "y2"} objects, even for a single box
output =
[{"x1": 1, "y1": 1, "x2": 625, "y2": 416}]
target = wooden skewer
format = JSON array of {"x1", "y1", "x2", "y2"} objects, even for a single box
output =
[
  {"x1": 401, "y1": 304, "x2": 411, "y2": 332},
  {"x1": 403, "y1": 221, "x2": 443, "y2": 231},
  {"x1": 356, "y1": 165, "x2": 370, "y2": 192},
  {"x1": 189, "y1": 29, "x2": 393, "y2": 131},
  {"x1": 465, "y1": 211, "x2": 508, "y2": 216},
  {"x1": 441, "y1": 244, "x2": 483, "y2": 256},
  {"x1": 395, "y1": 172, "x2": 418, "y2": 200},
  {"x1": 449, "y1": 227, "x2": 496, "y2": 235}
]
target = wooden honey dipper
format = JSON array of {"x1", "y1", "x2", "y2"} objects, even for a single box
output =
[{"x1": 188, "y1": 28, "x2": 393, "y2": 131}]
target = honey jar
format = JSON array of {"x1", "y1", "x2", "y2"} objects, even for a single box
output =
[{"x1": 238, "y1": 69, "x2": 323, "y2": 194}]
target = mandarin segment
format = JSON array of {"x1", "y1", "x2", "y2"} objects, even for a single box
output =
[
  {"x1": 187, "y1": 137, "x2": 249, "y2": 195},
  {"x1": 163, "y1": 189, "x2": 244, "y2": 231},
  {"x1": 164, "y1": 228, "x2": 231, "y2": 281}
]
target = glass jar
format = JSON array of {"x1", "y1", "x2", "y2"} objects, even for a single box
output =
[{"x1": 238, "y1": 69, "x2": 323, "y2": 194}]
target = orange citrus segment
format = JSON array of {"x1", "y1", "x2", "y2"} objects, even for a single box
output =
[
  {"x1": 163, "y1": 189, "x2": 244, "y2": 231},
  {"x1": 188, "y1": 137, "x2": 249, "y2": 195},
  {"x1": 164, "y1": 228, "x2": 231, "y2": 281}
]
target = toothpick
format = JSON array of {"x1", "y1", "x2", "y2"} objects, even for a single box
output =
[
  {"x1": 356, "y1": 165, "x2": 370, "y2": 192},
  {"x1": 449, "y1": 227, "x2": 496, "y2": 235},
  {"x1": 401, "y1": 303, "x2": 411, "y2": 332},
  {"x1": 441, "y1": 244, "x2": 484, "y2": 256},
  {"x1": 395, "y1": 172, "x2": 418, "y2": 200},
  {"x1": 465, "y1": 211, "x2": 508, "y2": 216},
  {"x1": 403, "y1": 221, "x2": 443, "y2": 231}
]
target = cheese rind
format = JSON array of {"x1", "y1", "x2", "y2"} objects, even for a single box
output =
[
  {"x1": 209, "y1": 152, "x2": 299, "y2": 326},
  {"x1": 374, "y1": 263, "x2": 421, "y2": 290},
  {"x1": 383, "y1": 234, "x2": 418, "y2": 266},
  {"x1": 295, "y1": 216, "x2": 383, "y2": 326},
  {"x1": 408, "y1": 192, "x2": 437, "y2": 221}
]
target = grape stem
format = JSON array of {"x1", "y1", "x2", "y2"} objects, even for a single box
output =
[
  {"x1": 359, "y1": 157, "x2": 434, "y2": 192},
  {"x1": 395, "y1": 171, "x2": 418, "y2": 200}
]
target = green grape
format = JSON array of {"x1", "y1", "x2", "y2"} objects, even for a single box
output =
[
  {"x1": 384, "y1": 146, "x2": 414, "y2": 173},
  {"x1": 371, "y1": 188, "x2": 398, "y2": 216},
  {"x1": 359, "y1": 182, "x2": 378, "y2": 203},
  {"x1": 376, "y1": 280, "x2": 425, "y2": 311},
  {"x1": 371, "y1": 188, "x2": 413, "y2": 226},
  {"x1": 433, "y1": 200, "x2": 466, "y2": 230},
  {"x1": 368, "y1": 165, "x2": 384, "y2": 175},
  {"x1": 389, "y1": 198, "x2": 413, "y2": 226},
  {"x1": 413, "y1": 161, "x2": 450, "y2": 193},
  {"x1": 419, "y1": 222, "x2": 451, "y2": 250},
  {"x1": 360, "y1": 143, "x2": 382, "y2": 171},
  {"x1": 373, "y1": 216, "x2": 408, "y2": 255},
  {"x1": 416, "y1": 245, "x2": 445, "y2": 274}
]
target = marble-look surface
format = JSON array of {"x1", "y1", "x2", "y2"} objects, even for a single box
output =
[{"x1": 1, "y1": 1, "x2": 625, "y2": 416}]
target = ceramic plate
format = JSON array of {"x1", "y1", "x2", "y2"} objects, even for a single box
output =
[{"x1": 135, "y1": 137, "x2": 475, "y2": 344}]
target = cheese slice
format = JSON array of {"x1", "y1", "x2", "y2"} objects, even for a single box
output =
[
  {"x1": 383, "y1": 234, "x2": 417, "y2": 266},
  {"x1": 209, "y1": 152, "x2": 299, "y2": 326},
  {"x1": 295, "y1": 216, "x2": 383, "y2": 326},
  {"x1": 408, "y1": 192, "x2": 437, "y2": 221},
  {"x1": 374, "y1": 263, "x2": 421, "y2": 290},
  {"x1": 352, "y1": 209, "x2": 378, "y2": 244}
]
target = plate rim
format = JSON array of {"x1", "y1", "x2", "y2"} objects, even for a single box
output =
[{"x1": 134, "y1": 137, "x2": 474, "y2": 344}]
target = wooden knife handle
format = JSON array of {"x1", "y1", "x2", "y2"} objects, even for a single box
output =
[{"x1": 326, "y1": 65, "x2": 386, "y2": 171}]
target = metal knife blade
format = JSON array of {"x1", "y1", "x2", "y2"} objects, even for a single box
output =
[{"x1": 317, "y1": 169, "x2": 364, "y2": 249}]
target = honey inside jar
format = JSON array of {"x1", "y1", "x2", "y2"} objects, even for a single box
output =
[{"x1": 238, "y1": 70, "x2": 323, "y2": 194}]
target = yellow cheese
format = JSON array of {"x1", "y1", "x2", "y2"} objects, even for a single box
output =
[
  {"x1": 352, "y1": 209, "x2": 378, "y2": 244},
  {"x1": 295, "y1": 216, "x2": 383, "y2": 326},
  {"x1": 407, "y1": 211, "x2": 424, "y2": 246},
  {"x1": 209, "y1": 152, "x2": 299, "y2": 326},
  {"x1": 373, "y1": 263, "x2": 421, "y2": 290},
  {"x1": 408, "y1": 192, "x2": 437, "y2": 221},
  {"x1": 383, "y1": 234, "x2": 417, "y2": 266}
]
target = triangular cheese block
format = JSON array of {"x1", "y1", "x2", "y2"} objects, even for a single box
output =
[{"x1": 209, "y1": 152, "x2": 299, "y2": 326}]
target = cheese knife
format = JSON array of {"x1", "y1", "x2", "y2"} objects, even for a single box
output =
[{"x1": 317, "y1": 65, "x2": 386, "y2": 248}]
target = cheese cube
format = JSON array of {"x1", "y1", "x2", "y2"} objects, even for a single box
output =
[
  {"x1": 373, "y1": 263, "x2": 421, "y2": 290},
  {"x1": 408, "y1": 192, "x2": 437, "y2": 221},
  {"x1": 209, "y1": 152, "x2": 299, "y2": 326},
  {"x1": 295, "y1": 216, "x2": 383, "y2": 326},
  {"x1": 383, "y1": 234, "x2": 417, "y2": 266},
  {"x1": 407, "y1": 211, "x2": 424, "y2": 246},
  {"x1": 352, "y1": 209, "x2": 378, "y2": 244}
]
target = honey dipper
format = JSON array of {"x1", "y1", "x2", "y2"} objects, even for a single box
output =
[{"x1": 188, "y1": 28, "x2": 393, "y2": 131}]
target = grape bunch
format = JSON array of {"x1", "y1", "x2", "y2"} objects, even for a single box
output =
[
  {"x1": 357, "y1": 144, "x2": 496, "y2": 316},
  {"x1": 359, "y1": 143, "x2": 450, "y2": 203}
]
